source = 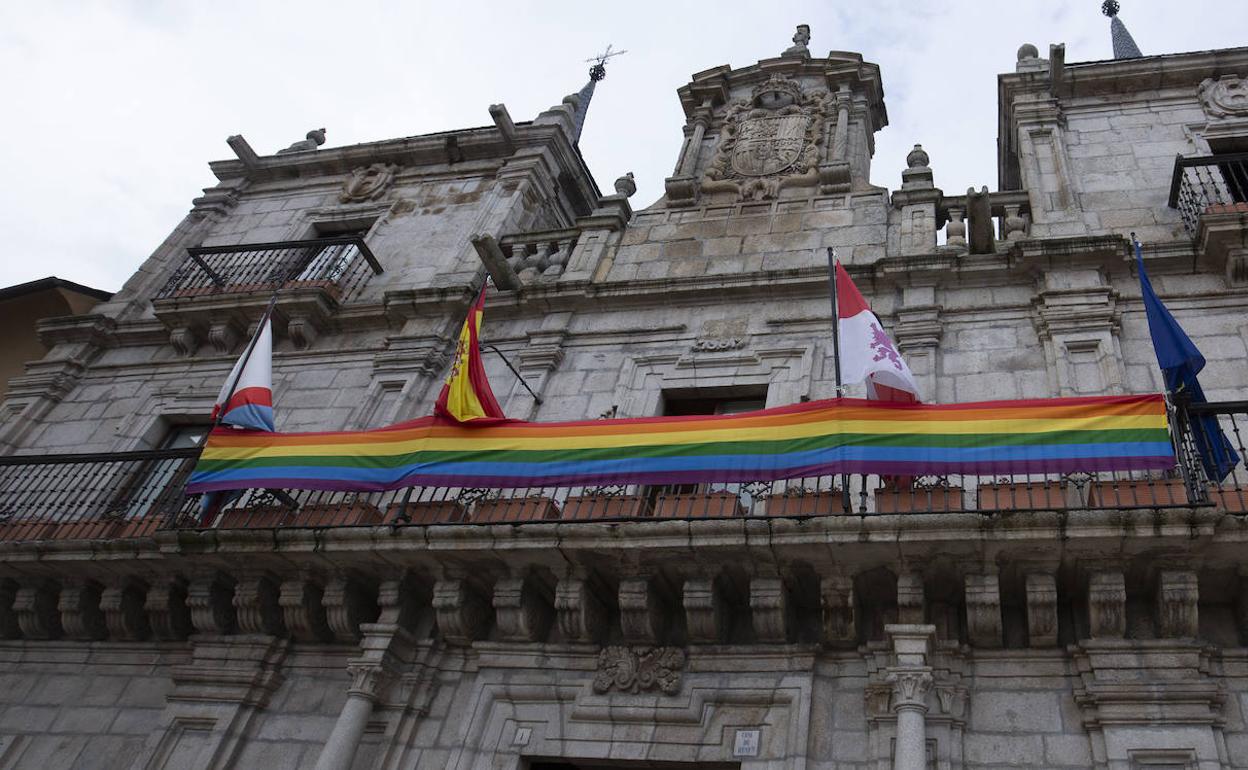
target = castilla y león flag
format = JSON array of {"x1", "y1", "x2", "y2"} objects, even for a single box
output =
[
  {"x1": 836, "y1": 261, "x2": 921, "y2": 403},
  {"x1": 435, "y1": 286, "x2": 506, "y2": 423},
  {"x1": 212, "y1": 317, "x2": 275, "y2": 431}
]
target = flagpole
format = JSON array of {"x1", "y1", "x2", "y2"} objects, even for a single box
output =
[
  {"x1": 826, "y1": 247, "x2": 852, "y2": 512},
  {"x1": 826, "y1": 247, "x2": 843, "y2": 393}
]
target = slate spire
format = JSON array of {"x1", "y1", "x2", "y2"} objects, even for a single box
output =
[
  {"x1": 1102, "y1": 0, "x2": 1143, "y2": 59},
  {"x1": 571, "y1": 45, "x2": 626, "y2": 145}
]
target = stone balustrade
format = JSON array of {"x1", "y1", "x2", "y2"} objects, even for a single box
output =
[{"x1": 497, "y1": 228, "x2": 580, "y2": 282}]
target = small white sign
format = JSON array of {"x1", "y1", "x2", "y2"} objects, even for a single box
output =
[
  {"x1": 513, "y1": 727, "x2": 532, "y2": 746},
  {"x1": 733, "y1": 729, "x2": 760, "y2": 757}
]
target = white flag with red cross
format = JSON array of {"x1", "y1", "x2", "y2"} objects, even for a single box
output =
[{"x1": 836, "y1": 261, "x2": 921, "y2": 403}]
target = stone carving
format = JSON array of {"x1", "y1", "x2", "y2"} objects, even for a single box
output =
[
  {"x1": 346, "y1": 662, "x2": 393, "y2": 701},
  {"x1": 691, "y1": 337, "x2": 743, "y2": 352},
  {"x1": 897, "y1": 571, "x2": 925, "y2": 625},
  {"x1": 207, "y1": 321, "x2": 239, "y2": 355},
  {"x1": 432, "y1": 578, "x2": 491, "y2": 645},
  {"x1": 682, "y1": 576, "x2": 725, "y2": 644},
  {"x1": 169, "y1": 326, "x2": 200, "y2": 357},
  {"x1": 188, "y1": 573, "x2": 237, "y2": 635},
  {"x1": 277, "y1": 128, "x2": 326, "y2": 154},
  {"x1": 286, "y1": 314, "x2": 320, "y2": 350},
  {"x1": 703, "y1": 75, "x2": 830, "y2": 201},
  {"x1": 14, "y1": 580, "x2": 62, "y2": 640},
  {"x1": 1156, "y1": 570, "x2": 1199, "y2": 638},
  {"x1": 1088, "y1": 571, "x2": 1126, "y2": 638},
  {"x1": 886, "y1": 669, "x2": 933, "y2": 710},
  {"x1": 234, "y1": 574, "x2": 285, "y2": 636},
  {"x1": 964, "y1": 573, "x2": 1002, "y2": 648},
  {"x1": 101, "y1": 580, "x2": 150, "y2": 641},
  {"x1": 493, "y1": 573, "x2": 553, "y2": 643},
  {"x1": 554, "y1": 572, "x2": 607, "y2": 643},
  {"x1": 323, "y1": 574, "x2": 377, "y2": 643},
  {"x1": 614, "y1": 172, "x2": 637, "y2": 197},
  {"x1": 280, "y1": 577, "x2": 333, "y2": 643},
  {"x1": 619, "y1": 575, "x2": 667, "y2": 643},
  {"x1": 340, "y1": 163, "x2": 398, "y2": 203},
  {"x1": 1025, "y1": 572, "x2": 1059, "y2": 647},
  {"x1": 59, "y1": 579, "x2": 107, "y2": 641},
  {"x1": 820, "y1": 574, "x2": 856, "y2": 647},
  {"x1": 146, "y1": 579, "x2": 192, "y2": 640},
  {"x1": 935, "y1": 686, "x2": 968, "y2": 719},
  {"x1": 750, "y1": 576, "x2": 790, "y2": 643},
  {"x1": 1199, "y1": 76, "x2": 1248, "y2": 119},
  {"x1": 783, "y1": 24, "x2": 811, "y2": 58},
  {"x1": 592, "y1": 646, "x2": 686, "y2": 695},
  {"x1": 864, "y1": 684, "x2": 892, "y2": 718}
]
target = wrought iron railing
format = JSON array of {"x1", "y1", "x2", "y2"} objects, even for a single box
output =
[
  {"x1": 0, "y1": 448, "x2": 200, "y2": 541},
  {"x1": 2, "y1": 401, "x2": 1247, "y2": 542},
  {"x1": 1168, "y1": 152, "x2": 1248, "y2": 238},
  {"x1": 154, "y1": 236, "x2": 383, "y2": 303}
]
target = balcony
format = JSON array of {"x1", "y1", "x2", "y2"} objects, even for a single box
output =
[
  {"x1": 151, "y1": 236, "x2": 383, "y2": 352},
  {"x1": 0, "y1": 401, "x2": 1243, "y2": 544},
  {"x1": 1168, "y1": 153, "x2": 1248, "y2": 281}
]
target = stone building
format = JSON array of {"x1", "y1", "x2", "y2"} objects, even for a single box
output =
[
  {"x1": 0, "y1": 277, "x2": 111, "y2": 403},
  {"x1": 1, "y1": 10, "x2": 1248, "y2": 769}
]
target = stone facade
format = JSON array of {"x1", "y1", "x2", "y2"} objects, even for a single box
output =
[{"x1": 1, "y1": 26, "x2": 1248, "y2": 770}]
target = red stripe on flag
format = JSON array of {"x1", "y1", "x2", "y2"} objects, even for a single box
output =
[
  {"x1": 835, "y1": 261, "x2": 872, "y2": 318},
  {"x1": 225, "y1": 386, "x2": 272, "y2": 412}
]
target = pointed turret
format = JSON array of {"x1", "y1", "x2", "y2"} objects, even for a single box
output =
[
  {"x1": 570, "y1": 62, "x2": 606, "y2": 146},
  {"x1": 1102, "y1": 0, "x2": 1143, "y2": 59}
]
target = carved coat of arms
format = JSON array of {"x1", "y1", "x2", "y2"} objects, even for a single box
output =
[
  {"x1": 731, "y1": 114, "x2": 810, "y2": 177},
  {"x1": 702, "y1": 74, "x2": 830, "y2": 201}
]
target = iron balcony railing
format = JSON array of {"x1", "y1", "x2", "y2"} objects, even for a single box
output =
[
  {"x1": 1168, "y1": 152, "x2": 1248, "y2": 238},
  {"x1": 0, "y1": 401, "x2": 1246, "y2": 542},
  {"x1": 154, "y1": 236, "x2": 383, "y2": 303}
]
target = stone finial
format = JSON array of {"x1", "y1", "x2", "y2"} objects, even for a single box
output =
[
  {"x1": 277, "y1": 128, "x2": 326, "y2": 155},
  {"x1": 900, "y1": 144, "x2": 934, "y2": 190},
  {"x1": 1101, "y1": 0, "x2": 1120, "y2": 16},
  {"x1": 1017, "y1": 43, "x2": 1039, "y2": 61},
  {"x1": 783, "y1": 24, "x2": 811, "y2": 58},
  {"x1": 614, "y1": 172, "x2": 637, "y2": 197}
]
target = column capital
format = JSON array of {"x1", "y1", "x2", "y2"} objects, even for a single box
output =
[{"x1": 886, "y1": 669, "x2": 934, "y2": 712}]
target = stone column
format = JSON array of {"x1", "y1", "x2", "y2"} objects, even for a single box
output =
[
  {"x1": 884, "y1": 624, "x2": 936, "y2": 770},
  {"x1": 676, "y1": 106, "x2": 712, "y2": 177},
  {"x1": 314, "y1": 662, "x2": 392, "y2": 770}
]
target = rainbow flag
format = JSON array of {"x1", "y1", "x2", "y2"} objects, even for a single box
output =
[{"x1": 185, "y1": 395, "x2": 1174, "y2": 494}]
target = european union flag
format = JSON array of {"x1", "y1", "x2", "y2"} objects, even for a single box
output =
[{"x1": 1135, "y1": 237, "x2": 1238, "y2": 481}]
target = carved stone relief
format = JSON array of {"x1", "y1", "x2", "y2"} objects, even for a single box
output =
[
  {"x1": 340, "y1": 163, "x2": 398, "y2": 202},
  {"x1": 592, "y1": 646, "x2": 686, "y2": 695},
  {"x1": 1199, "y1": 76, "x2": 1248, "y2": 120},
  {"x1": 702, "y1": 74, "x2": 830, "y2": 201}
]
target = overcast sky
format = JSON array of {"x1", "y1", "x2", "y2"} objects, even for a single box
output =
[{"x1": 1, "y1": 0, "x2": 1243, "y2": 291}]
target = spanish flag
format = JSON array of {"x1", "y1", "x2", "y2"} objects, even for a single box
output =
[{"x1": 434, "y1": 286, "x2": 507, "y2": 423}]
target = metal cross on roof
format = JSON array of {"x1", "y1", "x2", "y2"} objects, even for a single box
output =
[{"x1": 585, "y1": 44, "x2": 627, "y2": 81}]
